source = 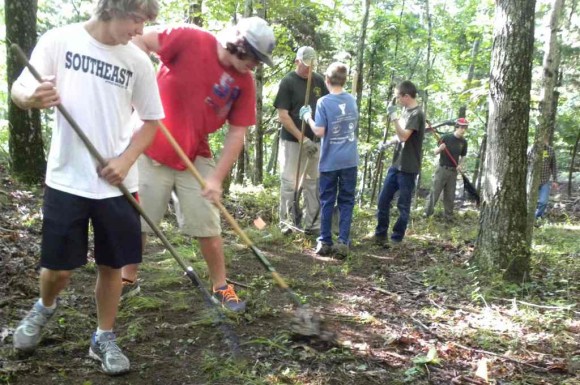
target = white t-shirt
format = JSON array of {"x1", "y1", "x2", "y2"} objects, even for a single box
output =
[{"x1": 16, "y1": 23, "x2": 164, "y2": 199}]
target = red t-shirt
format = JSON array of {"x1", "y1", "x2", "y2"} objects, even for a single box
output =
[{"x1": 145, "y1": 25, "x2": 256, "y2": 170}]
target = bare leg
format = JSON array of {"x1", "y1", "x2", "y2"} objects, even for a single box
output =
[
  {"x1": 198, "y1": 236, "x2": 226, "y2": 290},
  {"x1": 120, "y1": 233, "x2": 146, "y2": 282},
  {"x1": 95, "y1": 265, "x2": 122, "y2": 330},
  {"x1": 39, "y1": 268, "x2": 72, "y2": 307}
]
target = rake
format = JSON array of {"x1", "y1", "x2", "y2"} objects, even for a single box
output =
[{"x1": 11, "y1": 43, "x2": 240, "y2": 354}]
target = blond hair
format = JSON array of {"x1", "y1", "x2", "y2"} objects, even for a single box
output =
[{"x1": 95, "y1": 0, "x2": 159, "y2": 21}]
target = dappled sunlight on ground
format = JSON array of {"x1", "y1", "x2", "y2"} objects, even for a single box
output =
[{"x1": 1, "y1": 173, "x2": 578, "y2": 384}]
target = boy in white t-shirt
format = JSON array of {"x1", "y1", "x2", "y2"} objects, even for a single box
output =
[{"x1": 10, "y1": 0, "x2": 164, "y2": 375}]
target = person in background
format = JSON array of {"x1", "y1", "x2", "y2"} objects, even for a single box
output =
[
  {"x1": 121, "y1": 17, "x2": 275, "y2": 312},
  {"x1": 424, "y1": 118, "x2": 468, "y2": 220},
  {"x1": 10, "y1": 0, "x2": 163, "y2": 375},
  {"x1": 274, "y1": 46, "x2": 329, "y2": 235},
  {"x1": 372, "y1": 80, "x2": 425, "y2": 248},
  {"x1": 533, "y1": 138, "x2": 559, "y2": 222},
  {"x1": 300, "y1": 62, "x2": 359, "y2": 259}
]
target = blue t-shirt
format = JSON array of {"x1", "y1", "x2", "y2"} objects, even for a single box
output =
[{"x1": 314, "y1": 92, "x2": 359, "y2": 172}]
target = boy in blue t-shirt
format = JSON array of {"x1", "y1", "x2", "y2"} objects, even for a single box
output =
[{"x1": 300, "y1": 62, "x2": 359, "y2": 258}]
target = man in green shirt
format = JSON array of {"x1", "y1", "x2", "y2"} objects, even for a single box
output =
[{"x1": 274, "y1": 47, "x2": 329, "y2": 234}]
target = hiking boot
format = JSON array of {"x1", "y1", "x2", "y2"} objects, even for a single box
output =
[
  {"x1": 304, "y1": 228, "x2": 320, "y2": 237},
  {"x1": 315, "y1": 242, "x2": 333, "y2": 256},
  {"x1": 333, "y1": 242, "x2": 349, "y2": 260},
  {"x1": 213, "y1": 284, "x2": 246, "y2": 312},
  {"x1": 371, "y1": 234, "x2": 389, "y2": 248},
  {"x1": 13, "y1": 301, "x2": 57, "y2": 352},
  {"x1": 120, "y1": 279, "x2": 140, "y2": 301},
  {"x1": 89, "y1": 331, "x2": 130, "y2": 375}
]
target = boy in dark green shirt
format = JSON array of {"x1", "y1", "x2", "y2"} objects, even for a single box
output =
[{"x1": 424, "y1": 118, "x2": 468, "y2": 219}]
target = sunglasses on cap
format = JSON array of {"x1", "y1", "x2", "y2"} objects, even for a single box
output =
[{"x1": 235, "y1": 40, "x2": 262, "y2": 63}]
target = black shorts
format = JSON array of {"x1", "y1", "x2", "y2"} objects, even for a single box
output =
[{"x1": 41, "y1": 187, "x2": 142, "y2": 270}]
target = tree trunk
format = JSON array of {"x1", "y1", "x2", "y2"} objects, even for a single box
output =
[
  {"x1": 526, "y1": 0, "x2": 565, "y2": 234},
  {"x1": 253, "y1": 0, "x2": 266, "y2": 184},
  {"x1": 354, "y1": 0, "x2": 370, "y2": 113},
  {"x1": 358, "y1": 45, "x2": 377, "y2": 206},
  {"x1": 415, "y1": 0, "x2": 433, "y2": 207},
  {"x1": 423, "y1": 0, "x2": 432, "y2": 116},
  {"x1": 185, "y1": 0, "x2": 204, "y2": 26},
  {"x1": 235, "y1": 0, "x2": 254, "y2": 185},
  {"x1": 474, "y1": 0, "x2": 536, "y2": 283},
  {"x1": 474, "y1": 132, "x2": 487, "y2": 193},
  {"x1": 568, "y1": 129, "x2": 579, "y2": 197},
  {"x1": 5, "y1": 0, "x2": 46, "y2": 184},
  {"x1": 473, "y1": 110, "x2": 488, "y2": 193},
  {"x1": 458, "y1": 38, "x2": 480, "y2": 119},
  {"x1": 266, "y1": 130, "x2": 279, "y2": 175}
]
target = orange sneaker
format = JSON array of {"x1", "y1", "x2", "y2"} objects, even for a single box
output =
[{"x1": 213, "y1": 284, "x2": 246, "y2": 312}]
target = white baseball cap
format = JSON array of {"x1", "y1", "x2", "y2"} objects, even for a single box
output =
[
  {"x1": 236, "y1": 17, "x2": 275, "y2": 66},
  {"x1": 296, "y1": 46, "x2": 317, "y2": 66}
]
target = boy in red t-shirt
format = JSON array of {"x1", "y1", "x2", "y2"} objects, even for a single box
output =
[{"x1": 124, "y1": 17, "x2": 275, "y2": 311}]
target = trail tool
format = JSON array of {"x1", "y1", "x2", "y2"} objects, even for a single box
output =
[
  {"x1": 11, "y1": 43, "x2": 241, "y2": 354},
  {"x1": 156, "y1": 120, "x2": 334, "y2": 340},
  {"x1": 427, "y1": 119, "x2": 480, "y2": 205}
]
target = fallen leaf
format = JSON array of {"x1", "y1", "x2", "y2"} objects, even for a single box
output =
[
  {"x1": 475, "y1": 358, "x2": 488, "y2": 382},
  {"x1": 547, "y1": 361, "x2": 567, "y2": 373}
]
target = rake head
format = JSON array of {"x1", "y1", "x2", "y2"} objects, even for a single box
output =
[{"x1": 290, "y1": 305, "x2": 336, "y2": 342}]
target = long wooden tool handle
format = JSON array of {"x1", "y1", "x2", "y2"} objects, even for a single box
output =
[
  {"x1": 293, "y1": 63, "x2": 315, "y2": 197},
  {"x1": 157, "y1": 122, "x2": 297, "y2": 298},
  {"x1": 429, "y1": 126, "x2": 460, "y2": 169},
  {"x1": 12, "y1": 44, "x2": 243, "y2": 354},
  {"x1": 157, "y1": 121, "x2": 254, "y2": 246}
]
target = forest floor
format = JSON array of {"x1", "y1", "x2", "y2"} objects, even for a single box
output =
[{"x1": 1, "y1": 164, "x2": 579, "y2": 385}]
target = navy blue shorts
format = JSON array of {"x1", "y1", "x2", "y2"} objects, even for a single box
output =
[{"x1": 40, "y1": 187, "x2": 142, "y2": 270}]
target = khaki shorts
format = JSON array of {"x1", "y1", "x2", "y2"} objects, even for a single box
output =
[{"x1": 138, "y1": 155, "x2": 221, "y2": 237}]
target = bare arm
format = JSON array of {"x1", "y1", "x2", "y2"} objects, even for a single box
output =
[
  {"x1": 99, "y1": 120, "x2": 159, "y2": 186},
  {"x1": 392, "y1": 118, "x2": 414, "y2": 142},
  {"x1": 202, "y1": 125, "x2": 247, "y2": 202},
  {"x1": 278, "y1": 108, "x2": 306, "y2": 141},
  {"x1": 11, "y1": 76, "x2": 60, "y2": 110},
  {"x1": 131, "y1": 26, "x2": 162, "y2": 54},
  {"x1": 303, "y1": 116, "x2": 325, "y2": 137}
]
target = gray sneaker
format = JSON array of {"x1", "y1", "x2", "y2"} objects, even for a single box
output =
[
  {"x1": 315, "y1": 241, "x2": 333, "y2": 256},
  {"x1": 89, "y1": 331, "x2": 130, "y2": 375},
  {"x1": 13, "y1": 301, "x2": 56, "y2": 352}
]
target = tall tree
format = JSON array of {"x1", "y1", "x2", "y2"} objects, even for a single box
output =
[
  {"x1": 185, "y1": 0, "x2": 204, "y2": 26},
  {"x1": 474, "y1": 0, "x2": 536, "y2": 282},
  {"x1": 354, "y1": 0, "x2": 371, "y2": 113},
  {"x1": 526, "y1": 0, "x2": 566, "y2": 231},
  {"x1": 458, "y1": 38, "x2": 481, "y2": 119},
  {"x1": 253, "y1": 0, "x2": 266, "y2": 184},
  {"x1": 235, "y1": 0, "x2": 254, "y2": 184},
  {"x1": 5, "y1": 0, "x2": 46, "y2": 184}
]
